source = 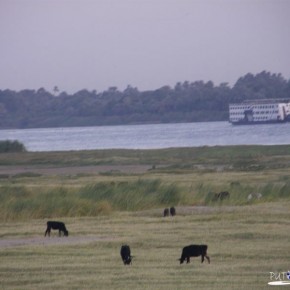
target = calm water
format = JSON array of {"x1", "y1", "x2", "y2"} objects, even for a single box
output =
[{"x1": 0, "y1": 122, "x2": 289, "y2": 152}]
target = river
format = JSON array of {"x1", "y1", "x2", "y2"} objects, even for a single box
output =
[{"x1": 0, "y1": 122, "x2": 289, "y2": 152}]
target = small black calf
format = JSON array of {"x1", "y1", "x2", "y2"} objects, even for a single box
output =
[
  {"x1": 179, "y1": 244, "x2": 210, "y2": 265},
  {"x1": 212, "y1": 191, "x2": 230, "y2": 201},
  {"x1": 45, "y1": 221, "x2": 69, "y2": 237},
  {"x1": 163, "y1": 208, "x2": 169, "y2": 217},
  {"x1": 120, "y1": 245, "x2": 132, "y2": 265},
  {"x1": 170, "y1": 206, "x2": 176, "y2": 216}
]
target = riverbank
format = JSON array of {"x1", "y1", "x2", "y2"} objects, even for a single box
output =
[{"x1": 0, "y1": 145, "x2": 290, "y2": 221}]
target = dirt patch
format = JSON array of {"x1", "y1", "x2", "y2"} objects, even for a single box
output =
[
  {"x1": 134, "y1": 205, "x2": 245, "y2": 217},
  {"x1": 0, "y1": 235, "x2": 116, "y2": 249},
  {"x1": 0, "y1": 165, "x2": 153, "y2": 176}
]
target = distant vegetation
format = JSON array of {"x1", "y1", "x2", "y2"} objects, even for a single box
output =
[
  {"x1": 0, "y1": 140, "x2": 26, "y2": 153},
  {"x1": 0, "y1": 71, "x2": 289, "y2": 129},
  {"x1": 1, "y1": 145, "x2": 290, "y2": 220},
  {"x1": 148, "y1": 145, "x2": 290, "y2": 173},
  {"x1": 0, "y1": 179, "x2": 182, "y2": 220},
  {"x1": 0, "y1": 144, "x2": 289, "y2": 168},
  {"x1": 1, "y1": 177, "x2": 290, "y2": 220}
]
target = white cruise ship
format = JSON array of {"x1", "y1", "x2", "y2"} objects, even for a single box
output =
[{"x1": 229, "y1": 99, "x2": 290, "y2": 125}]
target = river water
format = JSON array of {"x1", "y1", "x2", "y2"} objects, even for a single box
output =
[{"x1": 0, "y1": 122, "x2": 289, "y2": 152}]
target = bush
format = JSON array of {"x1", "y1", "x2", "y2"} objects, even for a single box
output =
[{"x1": 0, "y1": 140, "x2": 27, "y2": 153}]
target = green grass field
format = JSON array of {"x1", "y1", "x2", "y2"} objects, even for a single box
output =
[{"x1": 0, "y1": 145, "x2": 290, "y2": 289}]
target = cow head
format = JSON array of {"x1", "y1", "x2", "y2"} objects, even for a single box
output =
[
  {"x1": 179, "y1": 258, "x2": 185, "y2": 264},
  {"x1": 124, "y1": 257, "x2": 132, "y2": 265}
]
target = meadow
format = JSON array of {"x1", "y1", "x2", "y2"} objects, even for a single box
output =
[
  {"x1": 0, "y1": 145, "x2": 290, "y2": 289},
  {"x1": 0, "y1": 203, "x2": 289, "y2": 289}
]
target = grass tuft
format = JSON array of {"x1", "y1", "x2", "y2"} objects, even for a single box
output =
[{"x1": 0, "y1": 179, "x2": 183, "y2": 220}]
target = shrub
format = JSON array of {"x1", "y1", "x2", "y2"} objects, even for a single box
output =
[{"x1": 0, "y1": 140, "x2": 27, "y2": 153}]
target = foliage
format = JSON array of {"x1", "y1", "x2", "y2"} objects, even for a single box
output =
[
  {"x1": 79, "y1": 179, "x2": 181, "y2": 211},
  {"x1": 0, "y1": 71, "x2": 289, "y2": 128},
  {"x1": 1, "y1": 145, "x2": 290, "y2": 169},
  {"x1": 0, "y1": 179, "x2": 183, "y2": 221},
  {"x1": 0, "y1": 145, "x2": 290, "y2": 221},
  {"x1": 0, "y1": 140, "x2": 26, "y2": 153},
  {"x1": 1, "y1": 176, "x2": 290, "y2": 221},
  {"x1": 194, "y1": 181, "x2": 290, "y2": 205}
]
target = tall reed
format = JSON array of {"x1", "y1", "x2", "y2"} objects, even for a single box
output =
[{"x1": 0, "y1": 179, "x2": 183, "y2": 220}]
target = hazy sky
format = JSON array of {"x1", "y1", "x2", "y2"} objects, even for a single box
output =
[{"x1": 1, "y1": 0, "x2": 289, "y2": 93}]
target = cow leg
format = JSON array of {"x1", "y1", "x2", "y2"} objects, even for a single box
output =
[
  {"x1": 205, "y1": 255, "x2": 210, "y2": 264},
  {"x1": 201, "y1": 255, "x2": 205, "y2": 263},
  {"x1": 45, "y1": 228, "x2": 50, "y2": 237},
  {"x1": 186, "y1": 257, "x2": 190, "y2": 263}
]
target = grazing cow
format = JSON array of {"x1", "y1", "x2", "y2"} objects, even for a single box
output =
[
  {"x1": 120, "y1": 245, "x2": 133, "y2": 265},
  {"x1": 179, "y1": 244, "x2": 210, "y2": 265},
  {"x1": 163, "y1": 208, "x2": 169, "y2": 217},
  {"x1": 170, "y1": 206, "x2": 176, "y2": 216},
  {"x1": 44, "y1": 221, "x2": 69, "y2": 237},
  {"x1": 212, "y1": 191, "x2": 230, "y2": 201}
]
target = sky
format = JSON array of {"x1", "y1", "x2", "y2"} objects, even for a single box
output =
[{"x1": 0, "y1": 0, "x2": 290, "y2": 94}]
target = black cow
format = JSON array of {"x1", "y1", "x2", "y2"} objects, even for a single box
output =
[
  {"x1": 45, "y1": 221, "x2": 69, "y2": 237},
  {"x1": 163, "y1": 208, "x2": 169, "y2": 217},
  {"x1": 179, "y1": 244, "x2": 210, "y2": 264},
  {"x1": 120, "y1": 245, "x2": 133, "y2": 265},
  {"x1": 170, "y1": 206, "x2": 176, "y2": 216},
  {"x1": 212, "y1": 191, "x2": 230, "y2": 201}
]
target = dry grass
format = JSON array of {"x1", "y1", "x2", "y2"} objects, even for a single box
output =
[
  {"x1": 0, "y1": 146, "x2": 290, "y2": 288},
  {"x1": 0, "y1": 202, "x2": 290, "y2": 289}
]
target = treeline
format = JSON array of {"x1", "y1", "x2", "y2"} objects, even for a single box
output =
[{"x1": 0, "y1": 71, "x2": 289, "y2": 129}]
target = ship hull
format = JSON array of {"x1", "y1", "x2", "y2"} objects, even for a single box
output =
[{"x1": 230, "y1": 119, "x2": 287, "y2": 125}]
